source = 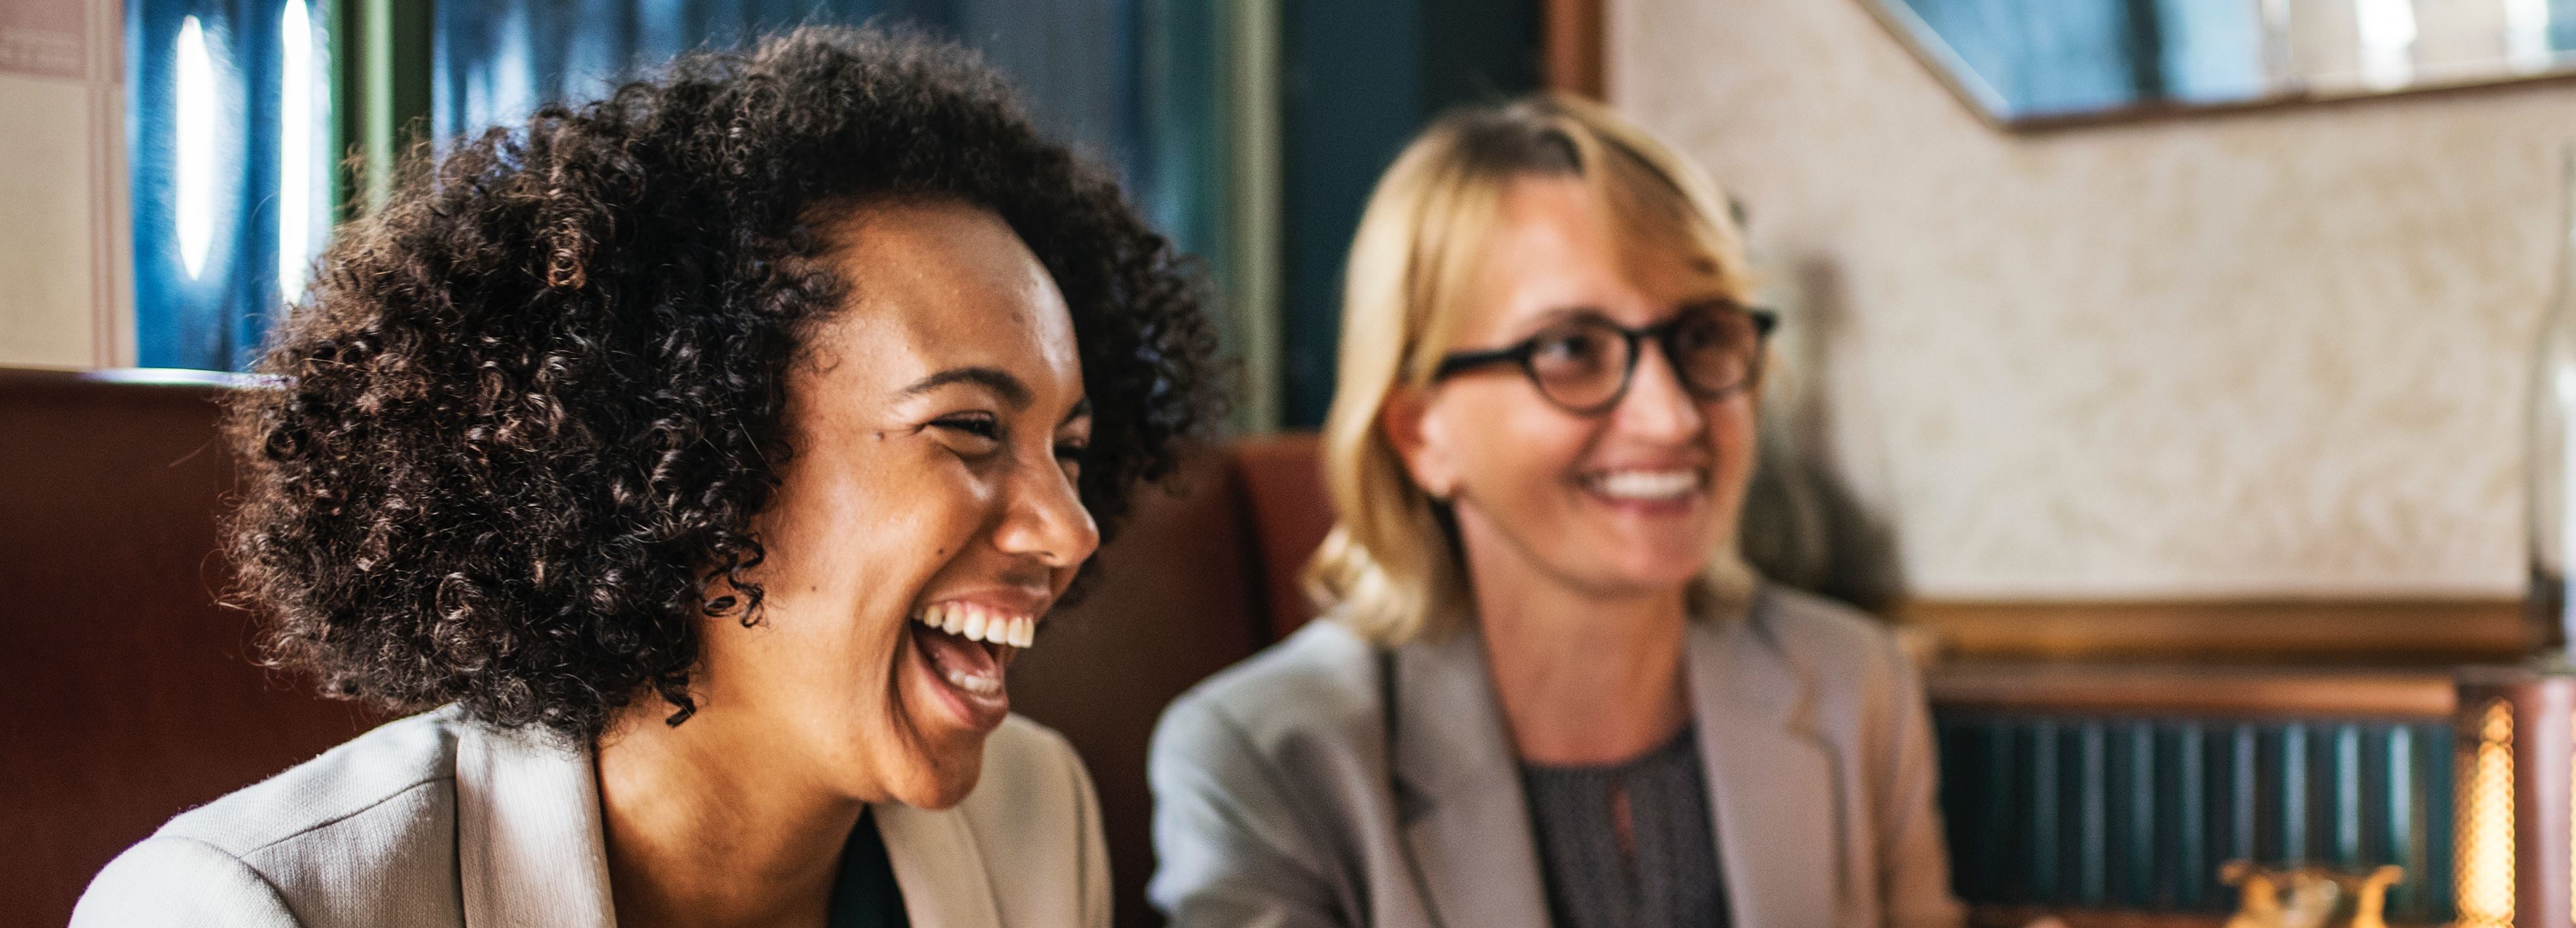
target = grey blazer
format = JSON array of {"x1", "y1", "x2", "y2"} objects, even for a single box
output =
[
  {"x1": 1146, "y1": 584, "x2": 1965, "y2": 928},
  {"x1": 71, "y1": 706, "x2": 1111, "y2": 927}
]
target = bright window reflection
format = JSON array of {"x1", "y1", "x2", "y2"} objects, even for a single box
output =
[
  {"x1": 2505, "y1": 0, "x2": 2552, "y2": 72},
  {"x1": 175, "y1": 15, "x2": 214, "y2": 279},
  {"x1": 279, "y1": 0, "x2": 316, "y2": 300},
  {"x1": 2356, "y1": 0, "x2": 2421, "y2": 89}
]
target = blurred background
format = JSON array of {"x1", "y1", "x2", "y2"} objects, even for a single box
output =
[
  {"x1": 2, "y1": 0, "x2": 1561, "y2": 430},
  {"x1": 18, "y1": 0, "x2": 2576, "y2": 606},
  {"x1": 23, "y1": 0, "x2": 2576, "y2": 925}
]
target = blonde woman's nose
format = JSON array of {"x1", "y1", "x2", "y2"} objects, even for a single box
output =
[{"x1": 1608, "y1": 341, "x2": 1707, "y2": 439}]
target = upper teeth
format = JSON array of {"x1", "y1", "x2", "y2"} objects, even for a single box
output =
[
  {"x1": 1591, "y1": 469, "x2": 1700, "y2": 500},
  {"x1": 915, "y1": 602, "x2": 1036, "y2": 648}
]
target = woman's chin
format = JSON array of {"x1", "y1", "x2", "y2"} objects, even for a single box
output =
[
  {"x1": 1569, "y1": 539, "x2": 1717, "y2": 586},
  {"x1": 883, "y1": 745, "x2": 987, "y2": 810},
  {"x1": 1574, "y1": 553, "x2": 1716, "y2": 599},
  {"x1": 873, "y1": 702, "x2": 996, "y2": 810}
]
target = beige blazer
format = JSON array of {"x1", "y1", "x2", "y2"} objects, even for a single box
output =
[
  {"x1": 71, "y1": 706, "x2": 1110, "y2": 927},
  {"x1": 1146, "y1": 584, "x2": 1965, "y2": 928}
]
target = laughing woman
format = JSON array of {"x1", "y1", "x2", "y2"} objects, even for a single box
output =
[
  {"x1": 73, "y1": 27, "x2": 1215, "y2": 928},
  {"x1": 1147, "y1": 97, "x2": 1960, "y2": 928}
]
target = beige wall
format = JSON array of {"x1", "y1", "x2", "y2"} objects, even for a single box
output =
[
  {"x1": 0, "y1": 0, "x2": 127, "y2": 370},
  {"x1": 1614, "y1": 0, "x2": 2576, "y2": 599},
  {"x1": 0, "y1": 73, "x2": 101, "y2": 368}
]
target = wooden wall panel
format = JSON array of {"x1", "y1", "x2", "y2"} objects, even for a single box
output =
[{"x1": 1544, "y1": 0, "x2": 1601, "y2": 97}]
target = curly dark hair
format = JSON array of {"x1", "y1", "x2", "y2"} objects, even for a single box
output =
[{"x1": 224, "y1": 26, "x2": 1223, "y2": 742}]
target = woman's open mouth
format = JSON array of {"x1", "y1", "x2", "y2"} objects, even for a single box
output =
[{"x1": 906, "y1": 601, "x2": 1036, "y2": 732}]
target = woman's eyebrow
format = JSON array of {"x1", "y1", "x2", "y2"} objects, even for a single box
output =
[
  {"x1": 1518, "y1": 305, "x2": 1610, "y2": 331},
  {"x1": 897, "y1": 366, "x2": 1032, "y2": 408},
  {"x1": 1062, "y1": 397, "x2": 1093, "y2": 427}
]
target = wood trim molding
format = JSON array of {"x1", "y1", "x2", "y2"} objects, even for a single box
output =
[
  {"x1": 1543, "y1": 0, "x2": 1603, "y2": 99},
  {"x1": 86, "y1": 0, "x2": 130, "y2": 366},
  {"x1": 1967, "y1": 906, "x2": 2224, "y2": 928},
  {"x1": 1926, "y1": 661, "x2": 2459, "y2": 719},
  {"x1": 1897, "y1": 599, "x2": 2527, "y2": 664}
]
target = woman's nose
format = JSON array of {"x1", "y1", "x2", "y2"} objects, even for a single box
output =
[
  {"x1": 1611, "y1": 343, "x2": 1708, "y2": 440},
  {"x1": 994, "y1": 457, "x2": 1102, "y2": 571}
]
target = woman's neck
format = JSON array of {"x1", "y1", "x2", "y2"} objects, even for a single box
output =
[
  {"x1": 594, "y1": 702, "x2": 865, "y2": 928},
  {"x1": 1462, "y1": 537, "x2": 1693, "y2": 767}
]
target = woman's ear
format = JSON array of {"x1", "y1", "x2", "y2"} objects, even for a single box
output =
[{"x1": 1381, "y1": 385, "x2": 1459, "y2": 501}]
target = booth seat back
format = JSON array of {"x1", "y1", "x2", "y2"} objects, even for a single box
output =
[
  {"x1": 1009, "y1": 433, "x2": 1330, "y2": 928},
  {"x1": 0, "y1": 369, "x2": 377, "y2": 926},
  {"x1": 0, "y1": 368, "x2": 1337, "y2": 928}
]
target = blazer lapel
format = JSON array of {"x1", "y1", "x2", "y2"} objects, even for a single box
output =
[
  {"x1": 1390, "y1": 630, "x2": 1553, "y2": 928},
  {"x1": 873, "y1": 801, "x2": 1005, "y2": 928},
  {"x1": 453, "y1": 719, "x2": 618, "y2": 928},
  {"x1": 1690, "y1": 590, "x2": 1840, "y2": 928}
]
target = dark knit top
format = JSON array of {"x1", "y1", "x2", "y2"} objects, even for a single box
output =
[
  {"x1": 1519, "y1": 727, "x2": 1727, "y2": 928},
  {"x1": 828, "y1": 808, "x2": 909, "y2": 928}
]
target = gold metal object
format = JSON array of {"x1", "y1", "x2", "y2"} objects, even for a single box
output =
[
  {"x1": 2220, "y1": 863, "x2": 2403, "y2": 928},
  {"x1": 2348, "y1": 866, "x2": 2403, "y2": 928},
  {"x1": 2221, "y1": 861, "x2": 2285, "y2": 928}
]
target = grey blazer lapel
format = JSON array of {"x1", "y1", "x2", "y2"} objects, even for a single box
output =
[
  {"x1": 1390, "y1": 631, "x2": 1553, "y2": 928},
  {"x1": 453, "y1": 720, "x2": 618, "y2": 928},
  {"x1": 1690, "y1": 593, "x2": 1840, "y2": 928}
]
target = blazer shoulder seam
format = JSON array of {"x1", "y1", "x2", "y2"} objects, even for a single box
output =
[
  {"x1": 129, "y1": 833, "x2": 303, "y2": 921},
  {"x1": 224, "y1": 772, "x2": 456, "y2": 858}
]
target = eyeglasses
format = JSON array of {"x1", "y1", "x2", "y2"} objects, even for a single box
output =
[{"x1": 1429, "y1": 303, "x2": 1777, "y2": 416}]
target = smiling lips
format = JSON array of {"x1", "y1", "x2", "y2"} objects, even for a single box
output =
[
  {"x1": 1582, "y1": 467, "x2": 1705, "y2": 501},
  {"x1": 909, "y1": 601, "x2": 1038, "y2": 708}
]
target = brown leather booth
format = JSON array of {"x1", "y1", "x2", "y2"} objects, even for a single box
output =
[
  {"x1": 1009, "y1": 433, "x2": 1334, "y2": 928},
  {"x1": 1, "y1": 369, "x2": 381, "y2": 926},
  {"x1": 0, "y1": 367, "x2": 1332, "y2": 928}
]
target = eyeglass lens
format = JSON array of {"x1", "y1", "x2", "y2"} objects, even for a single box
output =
[{"x1": 1523, "y1": 307, "x2": 1762, "y2": 411}]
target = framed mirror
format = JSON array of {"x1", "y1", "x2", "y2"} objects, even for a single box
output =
[{"x1": 1862, "y1": 0, "x2": 2576, "y2": 129}]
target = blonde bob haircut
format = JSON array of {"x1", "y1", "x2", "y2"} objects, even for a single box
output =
[{"x1": 1304, "y1": 94, "x2": 1762, "y2": 648}]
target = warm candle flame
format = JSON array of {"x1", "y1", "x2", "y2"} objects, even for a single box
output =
[{"x1": 2458, "y1": 698, "x2": 2516, "y2": 928}]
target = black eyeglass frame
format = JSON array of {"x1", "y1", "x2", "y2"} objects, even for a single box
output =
[{"x1": 1429, "y1": 304, "x2": 1779, "y2": 416}]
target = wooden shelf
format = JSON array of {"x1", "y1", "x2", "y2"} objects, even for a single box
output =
[
  {"x1": 1898, "y1": 599, "x2": 2526, "y2": 663},
  {"x1": 1927, "y1": 661, "x2": 2460, "y2": 718}
]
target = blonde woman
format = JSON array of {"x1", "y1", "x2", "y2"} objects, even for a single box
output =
[{"x1": 1146, "y1": 97, "x2": 1962, "y2": 928}]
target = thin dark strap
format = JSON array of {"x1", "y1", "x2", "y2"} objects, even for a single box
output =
[{"x1": 1379, "y1": 648, "x2": 1398, "y2": 747}]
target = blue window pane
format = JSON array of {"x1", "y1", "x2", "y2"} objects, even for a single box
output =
[
  {"x1": 130, "y1": 0, "x2": 1212, "y2": 372},
  {"x1": 131, "y1": 0, "x2": 323, "y2": 369},
  {"x1": 430, "y1": 0, "x2": 1144, "y2": 191},
  {"x1": 1895, "y1": 0, "x2": 2277, "y2": 118}
]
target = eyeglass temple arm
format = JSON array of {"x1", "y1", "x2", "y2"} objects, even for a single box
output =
[{"x1": 1430, "y1": 345, "x2": 1531, "y2": 381}]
